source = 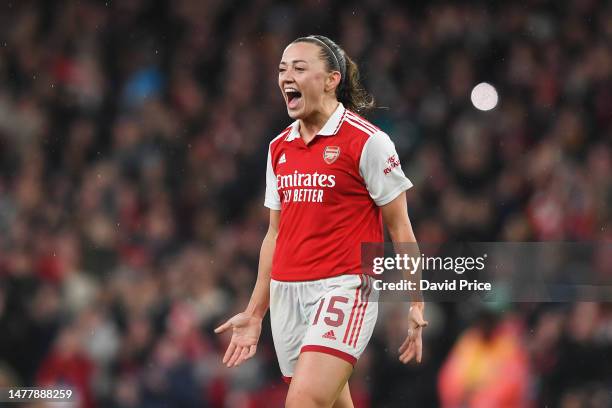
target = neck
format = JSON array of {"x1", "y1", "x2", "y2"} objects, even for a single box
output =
[{"x1": 299, "y1": 99, "x2": 339, "y2": 143}]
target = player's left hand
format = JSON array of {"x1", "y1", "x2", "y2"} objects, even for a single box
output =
[{"x1": 398, "y1": 305, "x2": 428, "y2": 364}]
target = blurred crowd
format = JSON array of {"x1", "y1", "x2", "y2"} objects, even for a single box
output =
[{"x1": 0, "y1": 0, "x2": 611, "y2": 407}]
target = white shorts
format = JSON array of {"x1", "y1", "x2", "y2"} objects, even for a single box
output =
[{"x1": 270, "y1": 274, "x2": 378, "y2": 381}]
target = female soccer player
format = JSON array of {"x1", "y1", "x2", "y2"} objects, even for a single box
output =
[{"x1": 215, "y1": 35, "x2": 427, "y2": 408}]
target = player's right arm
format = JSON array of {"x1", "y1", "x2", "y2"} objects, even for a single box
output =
[
  {"x1": 215, "y1": 140, "x2": 282, "y2": 367},
  {"x1": 246, "y1": 208, "x2": 279, "y2": 318},
  {"x1": 214, "y1": 209, "x2": 280, "y2": 368}
]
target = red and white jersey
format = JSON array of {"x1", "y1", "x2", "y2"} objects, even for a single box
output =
[{"x1": 265, "y1": 103, "x2": 412, "y2": 281}]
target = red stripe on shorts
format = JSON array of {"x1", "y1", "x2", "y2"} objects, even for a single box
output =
[
  {"x1": 301, "y1": 345, "x2": 357, "y2": 366},
  {"x1": 348, "y1": 277, "x2": 370, "y2": 347},
  {"x1": 351, "y1": 276, "x2": 373, "y2": 347},
  {"x1": 342, "y1": 275, "x2": 364, "y2": 344}
]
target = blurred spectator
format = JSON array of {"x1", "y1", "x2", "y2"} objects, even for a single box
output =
[
  {"x1": 37, "y1": 325, "x2": 95, "y2": 408},
  {"x1": 438, "y1": 310, "x2": 531, "y2": 408}
]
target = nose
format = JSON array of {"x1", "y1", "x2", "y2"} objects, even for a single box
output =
[{"x1": 280, "y1": 68, "x2": 295, "y2": 85}]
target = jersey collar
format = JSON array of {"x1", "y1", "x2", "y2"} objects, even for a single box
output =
[{"x1": 286, "y1": 102, "x2": 346, "y2": 141}]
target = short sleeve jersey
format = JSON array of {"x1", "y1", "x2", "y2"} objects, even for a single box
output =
[{"x1": 265, "y1": 103, "x2": 412, "y2": 281}]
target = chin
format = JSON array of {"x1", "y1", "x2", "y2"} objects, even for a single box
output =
[{"x1": 287, "y1": 108, "x2": 304, "y2": 119}]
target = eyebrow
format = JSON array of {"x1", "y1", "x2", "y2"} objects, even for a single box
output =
[{"x1": 279, "y1": 59, "x2": 308, "y2": 65}]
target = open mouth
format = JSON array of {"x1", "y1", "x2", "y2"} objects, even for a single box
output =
[{"x1": 286, "y1": 90, "x2": 302, "y2": 109}]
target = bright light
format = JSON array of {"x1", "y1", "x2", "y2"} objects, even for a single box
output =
[{"x1": 470, "y1": 82, "x2": 498, "y2": 111}]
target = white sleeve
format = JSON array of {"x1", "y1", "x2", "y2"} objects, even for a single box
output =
[
  {"x1": 359, "y1": 131, "x2": 413, "y2": 206},
  {"x1": 264, "y1": 146, "x2": 281, "y2": 210}
]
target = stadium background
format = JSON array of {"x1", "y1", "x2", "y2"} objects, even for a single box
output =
[{"x1": 0, "y1": 0, "x2": 610, "y2": 407}]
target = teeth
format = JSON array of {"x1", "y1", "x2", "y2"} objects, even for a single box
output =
[{"x1": 285, "y1": 88, "x2": 299, "y2": 93}]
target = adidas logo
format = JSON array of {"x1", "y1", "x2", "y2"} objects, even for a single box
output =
[
  {"x1": 322, "y1": 330, "x2": 336, "y2": 340},
  {"x1": 278, "y1": 153, "x2": 286, "y2": 164}
]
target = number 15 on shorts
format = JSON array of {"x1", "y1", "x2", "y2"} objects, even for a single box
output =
[{"x1": 312, "y1": 296, "x2": 349, "y2": 327}]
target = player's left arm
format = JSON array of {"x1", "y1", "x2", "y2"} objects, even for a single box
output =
[
  {"x1": 360, "y1": 130, "x2": 427, "y2": 362},
  {"x1": 381, "y1": 193, "x2": 428, "y2": 363}
]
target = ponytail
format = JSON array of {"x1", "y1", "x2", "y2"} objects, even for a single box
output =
[{"x1": 337, "y1": 54, "x2": 375, "y2": 113}]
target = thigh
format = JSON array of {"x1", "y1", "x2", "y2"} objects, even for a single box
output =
[
  {"x1": 287, "y1": 350, "x2": 353, "y2": 408},
  {"x1": 270, "y1": 280, "x2": 308, "y2": 379}
]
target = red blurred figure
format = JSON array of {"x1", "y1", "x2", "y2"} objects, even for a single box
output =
[
  {"x1": 37, "y1": 326, "x2": 95, "y2": 408},
  {"x1": 438, "y1": 312, "x2": 532, "y2": 408}
]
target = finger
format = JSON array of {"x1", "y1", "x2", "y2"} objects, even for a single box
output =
[
  {"x1": 244, "y1": 344, "x2": 257, "y2": 360},
  {"x1": 227, "y1": 345, "x2": 243, "y2": 367},
  {"x1": 215, "y1": 320, "x2": 232, "y2": 334},
  {"x1": 400, "y1": 341, "x2": 415, "y2": 361},
  {"x1": 398, "y1": 336, "x2": 412, "y2": 353},
  {"x1": 222, "y1": 342, "x2": 236, "y2": 364},
  {"x1": 400, "y1": 345, "x2": 416, "y2": 363},
  {"x1": 233, "y1": 346, "x2": 251, "y2": 367},
  {"x1": 418, "y1": 319, "x2": 429, "y2": 327},
  {"x1": 412, "y1": 315, "x2": 428, "y2": 327},
  {"x1": 227, "y1": 345, "x2": 244, "y2": 367},
  {"x1": 416, "y1": 337, "x2": 423, "y2": 363}
]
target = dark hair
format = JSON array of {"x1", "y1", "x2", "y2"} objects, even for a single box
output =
[{"x1": 291, "y1": 35, "x2": 375, "y2": 113}]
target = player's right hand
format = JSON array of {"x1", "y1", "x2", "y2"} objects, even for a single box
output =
[{"x1": 214, "y1": 312, "x2": 262, "y2": 368}]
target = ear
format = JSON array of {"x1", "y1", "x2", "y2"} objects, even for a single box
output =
[{"x1": 325, "y1": 71, "x2": 342, "y2": 92}]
